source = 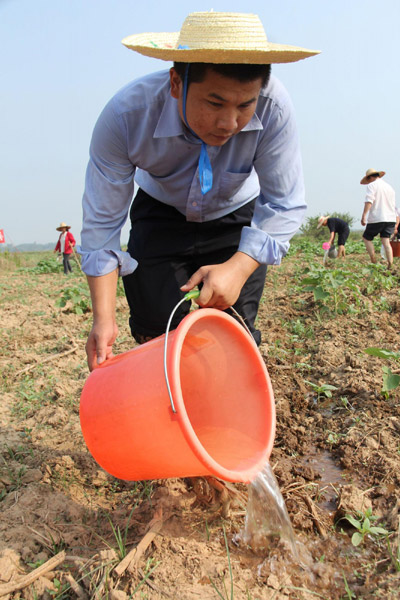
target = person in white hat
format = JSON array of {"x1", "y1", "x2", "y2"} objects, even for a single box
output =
[
  {"x1": 317, "y1": 215, "x2": 350, "y2": 258},
  {"x1": 54, "y1": 222, "x2": 76, "y2": 275},
  {"x1": 360, "y1": 169, "x2": 396, "y2": 268},
  {"x1": 78, "y1": 11, "x2": 319, "y2": 370}
]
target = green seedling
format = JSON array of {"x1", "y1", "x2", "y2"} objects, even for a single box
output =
[
  {"x1": 341, "y1": 572, "x2": 356, "y2": 599},
  {"x1": 55, "y1": 284, "x2": 91, "y2": 314},
  {"x1": 209, "y1": 525, "x2": 234, "y2": 600},
  {"x1": 364, "y1": 347, "x2": 400, "y2": 398},
  {"x1": 130, "y1": 557, "x2": 161, "y2": 596},
  {"x1": 18, "y1": 257, "x2": 63, "y2": 274},
  {"x1": 49, "y1": 577, "x2": 69, "y2": 599},
  {"x1": 344, "y1": 508, "x2": 389, "y2": 547},
  {"x1": 386, "y1": 520, "x2": 400, "y2": 572},
  {"x1": 304, "y1": 380, "x2": 338, "y2": 401}
]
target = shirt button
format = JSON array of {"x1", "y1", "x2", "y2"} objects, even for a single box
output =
[{"x1": 192, "y1": 201, "x2": 197, "y2": 207}]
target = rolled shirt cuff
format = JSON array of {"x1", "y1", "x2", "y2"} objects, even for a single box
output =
[
  {"x1": 238, "y1": 227, "x2": 289, "y2": 265},
  {"x1": 77, "y1": 247, "x2": 138, "y2": 277}
]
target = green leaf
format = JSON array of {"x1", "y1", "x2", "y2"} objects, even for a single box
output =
[
  {"x1": 314, "y1": 286, "x2": 329, "y2": 301},
  {"x1": 370, "y1": 526, "x2": 389, "y2": 535},
  {"x1": 345, "y1": 515, "x2": 362, "y2": 529},
  {"x1": 364, "y1": 347, "x2": 400, "y2": 361},
  {"x1": 351, "y1": 532, "x2": 363, "y2": 546},
  {"x1": 382, "y1": 367, "x2": 400, "y2": 392}
]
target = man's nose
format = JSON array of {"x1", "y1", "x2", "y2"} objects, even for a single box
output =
[{"x1": 216, "y1": 109, "x2": 238, "y2": 131}]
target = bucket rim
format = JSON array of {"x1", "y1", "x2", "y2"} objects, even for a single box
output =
[{"x1": 167, "y1": 308, "x2": 276, "y2": 482}]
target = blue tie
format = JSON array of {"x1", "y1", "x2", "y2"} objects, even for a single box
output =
[{"x1": 182, "y1": 65, "x2": 213, "y2": 195}]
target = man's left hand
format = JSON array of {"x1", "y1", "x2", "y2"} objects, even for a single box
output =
[{"x1": 180, "y1": 252, "x2": 260, "y2": 310}]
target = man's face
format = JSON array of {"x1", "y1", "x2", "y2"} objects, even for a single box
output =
[{"x1": 170, "y1": 67, "x2": 262, "y2": 147}]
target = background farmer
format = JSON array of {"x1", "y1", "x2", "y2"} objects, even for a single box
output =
[
  {"x1": 317, "y1": 215, "x2": 350, "y2": 258},
  {"x1": 78, "y1": 11, "x2": 319, "y2": 370},
  {"x1": 54, "y1": 222, "x2": 76, "y2": 275},
  {"x1": 360, "y1": 168, "x2": 396, "y2": 268}
]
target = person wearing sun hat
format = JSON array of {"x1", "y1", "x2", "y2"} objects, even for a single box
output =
[
  {"x1": 360, "y1": 168, "x2": 396, "y2": 268},
  {"x1": 54, "y1": 222, "x2": 76, "y2": 275},
  {"x1": 317, "y1": 215, "x2": 350, "y2": 258},
  {"x1": 78, "y1": 11, "x2": 320, "y2": 370}
]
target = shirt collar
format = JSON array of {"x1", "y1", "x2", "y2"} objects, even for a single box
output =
[
  {"x1": 153, "y1": 94, "x2": 264, "y2": 139},
  {"x1": 154, "y1": 95, "x2": 186, "y2": 138}
]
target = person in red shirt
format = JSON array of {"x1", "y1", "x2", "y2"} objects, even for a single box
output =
[{"x1": 54, "y1": 222, "x2": 76, "y2": 274}]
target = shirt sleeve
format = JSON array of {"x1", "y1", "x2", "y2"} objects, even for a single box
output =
[
  {"x1": 365, "y1": 183, "x2": 375, "y2": 205},
  {"x1": 238, "y1": 94, "x2": 306, "y2": 265},
  {"x1": 78, "y1": 98, "x2": 138, "y2": 277}
]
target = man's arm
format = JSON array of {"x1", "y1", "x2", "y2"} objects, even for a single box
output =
[
  {"x1": 80, "y1": 97, "x2": 137, "y2": 368},
  {"x1": 361, "y1": 202, "x2": 371, "y2": 227},
  {"x1": 86, "y1": 270, "x2": 119, "y2": 371},
  {"x1": 393, "y1": 213, "x2": 400, "y2": 236}
]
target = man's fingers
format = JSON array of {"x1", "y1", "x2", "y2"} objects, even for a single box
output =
[{"x1": 180, "y1": 269, "x2": 204, "y2": 292}]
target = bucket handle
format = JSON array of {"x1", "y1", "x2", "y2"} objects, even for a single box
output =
[{"x1": 163, "y1": 290, "x2": 253, "y2": 414}]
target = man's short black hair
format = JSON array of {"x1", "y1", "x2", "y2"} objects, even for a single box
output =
[{"x1": 173, "y1": 62, "x2": 271, "y2": 89}]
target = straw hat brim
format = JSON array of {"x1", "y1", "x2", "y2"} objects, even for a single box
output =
[
  {"x1": 56, "y1": 224, "x2": 71, "y2": 231},
  {"x1": 317, "y1": 216, "x2": 329, "y2": 229},
  {"x1": 121, "y1": 32, "x2": 320, "y2": 64},
  {"x1": 360, "y1": 171, "x2": 385, "y2": 185}
]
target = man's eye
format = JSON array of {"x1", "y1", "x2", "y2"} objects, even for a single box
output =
[{"x1": 208, "y1": 101, "x2": 222, "y2": 107}]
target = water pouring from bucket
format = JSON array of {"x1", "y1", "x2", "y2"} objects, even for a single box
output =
[{"x1": 80, "y1": 292, "x2": 276, "y2": 484}]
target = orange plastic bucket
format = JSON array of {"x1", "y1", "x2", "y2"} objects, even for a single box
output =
[
  {"x1": 80, "y1": 308, "x2": 275, "y2": 483},
  {"x1": 390, "y1": 241, "x2": 400, "y2": 257}
]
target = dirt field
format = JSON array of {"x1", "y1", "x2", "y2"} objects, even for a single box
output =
[{"x1": 1, "y1": 241, "x2": 399, "y2": 599}]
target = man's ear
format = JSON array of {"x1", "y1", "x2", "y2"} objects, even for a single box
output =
[{"x1": 169, "y1": 68, "x2": 182, "y2": 99}]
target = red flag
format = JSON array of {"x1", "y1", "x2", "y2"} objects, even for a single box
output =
[{"x1": 0, "y1": 229, "x2": 5, "y2": 244}]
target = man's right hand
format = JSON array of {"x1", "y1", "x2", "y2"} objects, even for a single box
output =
[
  {"x1": 86, "y1": 269, "x2": 119, "y2": 371},
  {"x1": 86, "y1": 319, "x2": 118, "y2": 371}
]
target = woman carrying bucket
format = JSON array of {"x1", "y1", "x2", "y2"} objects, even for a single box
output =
[{"x1": 78, "y1": 11, "x2": 319, "y2": 371}]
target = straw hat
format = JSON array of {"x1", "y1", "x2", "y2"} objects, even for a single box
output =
[
  {"x1": 360, "y1": 168, "x2": 385, "y2": 185},
  {"x1": 56, "y1": 222, "x2": 71, "y2": 231},
  {"x1": 121, "y1": 12, "x2": 320, "y2": 64},
  {"x1": 317, "y1": 216, "x2": 329, "y2": 229}
]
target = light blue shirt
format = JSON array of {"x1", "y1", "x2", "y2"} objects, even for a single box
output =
[{"x1": 79, "y1": 70, "x2": 306, "y2": 276}]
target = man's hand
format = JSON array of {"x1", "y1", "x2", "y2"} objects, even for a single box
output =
[
  {"x1": 180, "y1": 252, "x2": 260, "y2": 310},
  {"x1": 86, "y1": 269, "x2": 119, "y2": 371},
  {"x1": 86, "y1": 318, "x2": 118, "y2": 371},
  {"x1": 361, "y1": 217, "x2": 367, "y2": 226}
]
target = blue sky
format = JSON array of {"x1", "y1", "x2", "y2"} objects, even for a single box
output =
[{"x1": 1, "y1": 0, "x2": 399, "y2": 245}]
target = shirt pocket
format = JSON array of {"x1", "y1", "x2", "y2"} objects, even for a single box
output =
[{"x1": 216, "y1": 170, "x2": 253, "y2": 205}]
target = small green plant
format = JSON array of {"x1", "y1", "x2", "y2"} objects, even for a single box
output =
[
  {"x1": 344, "y1": 508, "x2": 389, "y2": 547},
  {"x1": 327, "y1": 431, "x2": 342, "y2": 446},
  {"x1": 49, "y1": 577, "x2": 69, "y2": 598},
  {"x1": 209, "y1": 525, "x2": 234, "y2": 600},
  {"x1": 304, "y1": 380, "x2": 338, "y2": 401},
  {"x1": 386, "y1": 520, "x2": 400, "y2": 572},
  {"x1": 55, "y1": 284, "x2": 91, "y2": 314},
  {"x1": 364, "y1": 347, "x2": 400, "y2": 398},
  {"x1": 342, "y1": 571, "x2": 356, "y2": 599},
  {"x1": 107, "y1": 513, "x2": 131, "y2": 560},
  {"x1": 301, "y1": 265, "x2": 364, "y2": 315},
  {"x1": 19, "y1": 257, "x2": 63, "y2": 274},
  {"x1": 130, "y1": 556, "x2": 161, "y2": 596}
]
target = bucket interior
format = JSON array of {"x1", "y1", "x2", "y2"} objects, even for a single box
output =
[{"x1": 177, "y1": 313, "x2": 273, "y2": 473}]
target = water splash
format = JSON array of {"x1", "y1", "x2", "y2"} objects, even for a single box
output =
[{"x1": 239, "y1": 462, "x2": 300, "y2": 562}]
